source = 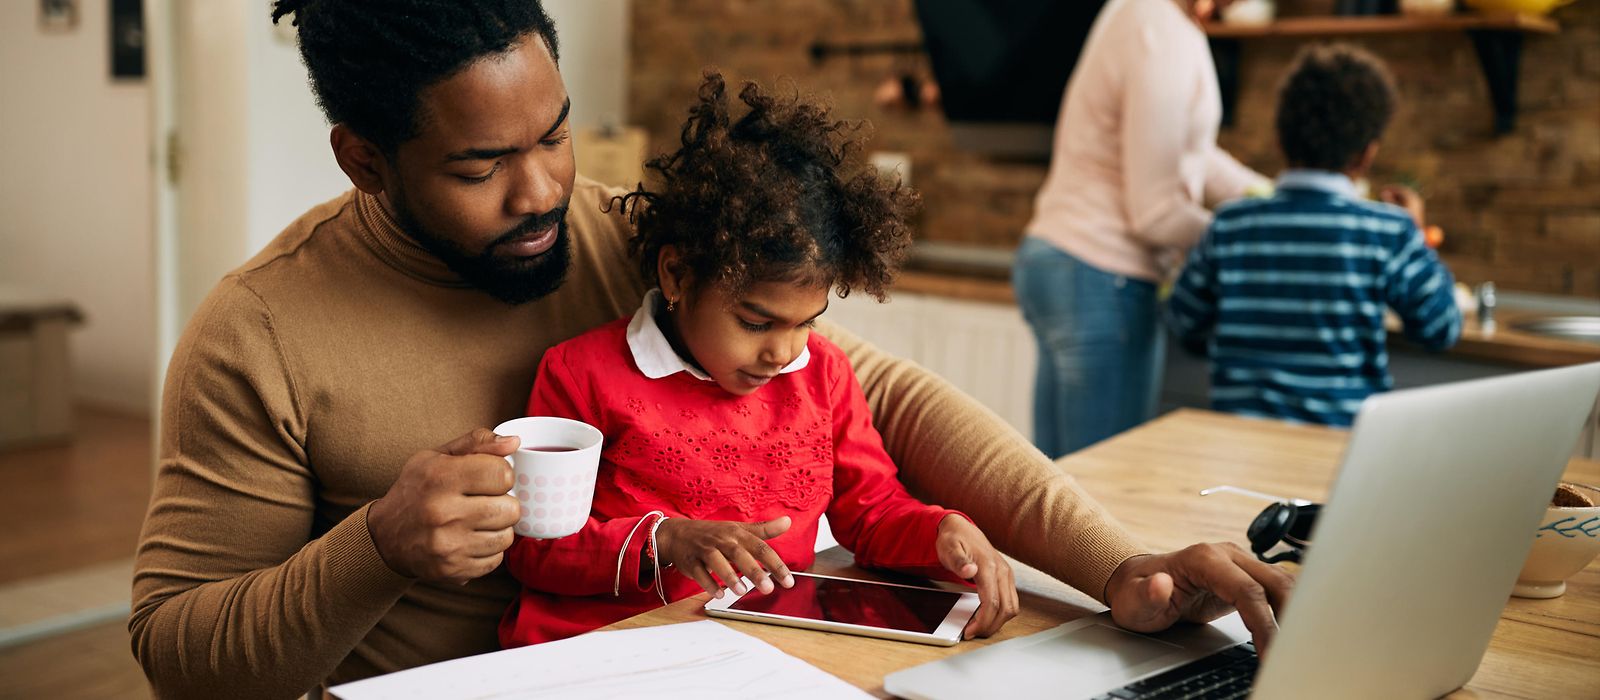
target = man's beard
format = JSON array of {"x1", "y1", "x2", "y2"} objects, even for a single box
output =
[{"x1": 390, "y1": 192, "x2": 573, "y2": 305}]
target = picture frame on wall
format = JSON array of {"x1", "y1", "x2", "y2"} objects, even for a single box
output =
[
  {"x1": 40, "y1": 0, "x2": 79, "y2": 32},
  {"x1": 111, "y1": 0, "x2": 146, "y2": 79}
]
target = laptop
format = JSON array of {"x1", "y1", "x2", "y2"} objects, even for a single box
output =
[{"x1": 886, "y1": 361, "x2": 1600, "y2": 700}]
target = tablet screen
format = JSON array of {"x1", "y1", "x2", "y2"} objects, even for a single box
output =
[{"x1": 726, "y1": 575, "x2": 962, "y2": 634}]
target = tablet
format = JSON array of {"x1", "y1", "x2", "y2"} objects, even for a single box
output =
[{"x1": 703, "y1": 572, "x2": 979, "y2": 646}]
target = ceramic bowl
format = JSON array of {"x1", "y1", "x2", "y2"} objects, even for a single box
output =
[
  {"x1": 1221, "y1": 0, "x2": 1276, "y2": 26},
  {"x1": 1512, "y1": 483, "x2": 1600, "y2": 599}
]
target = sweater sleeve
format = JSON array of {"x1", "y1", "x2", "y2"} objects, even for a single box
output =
[
  {"x1": 130, "y1": 277, "x2": 414, "y2": 700},
  {"x1": 1203, "y1": 148, "x2": 1269, "y2": 208},
  {"x1": 1120, "y1": 30, "x2": 1215, "y2": 251},
  {"x1": 821, "y1": 345, "x2": 957, "y2": 579},
  {"x1": 815, "y1": 320, "x2": 1148, "y2": 603},
  {"x1": 1166, "y1": 230, "x2": 1222, "y2": 356},
  {"x1": 505, "y1": 343, "x2": 666, "y2": 596},
  {"x1": 1383, "y1": 227, "x2": 1463, "y2": 351}
]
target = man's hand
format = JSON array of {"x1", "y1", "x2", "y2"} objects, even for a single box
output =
[
  {"x1": 1104, "y1": 544, "x2": 1295, "y2": 653},
  {"x1": 655, "y1": 516, "x2": 796, "y2": 598},
  {"x1": 1379, "y1": 184, "x2": 1426, "y2": 229},
  {"x1": 936, "y1": 514, "x2": 1019, "y2": 639},
  {"x1": 367, "y1": 428, "x2": 522, "y2": 585}
]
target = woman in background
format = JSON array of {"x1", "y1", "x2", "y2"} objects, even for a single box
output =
[{"x1": 1013, "y1": 0, "x2": 1266, "y2": 458}]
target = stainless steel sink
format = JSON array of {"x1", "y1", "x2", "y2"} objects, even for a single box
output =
[{"x1": 1509, "y1": 316, "x2": 1600, "y2": 345}]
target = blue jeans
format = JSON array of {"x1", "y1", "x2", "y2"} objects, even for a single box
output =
[{"x1": 1012, "y1": 237, "x2": 1165, "y2": 459}]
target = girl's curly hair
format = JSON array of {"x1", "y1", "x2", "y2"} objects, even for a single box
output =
[{"x1": 612, "y1": 70, "x2": 919, "y2": 302}]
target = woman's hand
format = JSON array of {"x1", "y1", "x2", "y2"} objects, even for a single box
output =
[
  {"x1": 935, "y1": 514, "x2": 1019, "y2": 639},
  {"x1": 655, "y1": 515, "x2": 797, "y2": 598}
]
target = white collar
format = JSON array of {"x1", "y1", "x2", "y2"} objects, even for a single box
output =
[
  {"x1": 625, "y1": 289, "x2": 811, "y2": 381},
  {"x1": 1276, "y1": 169, "x2": 1359, "y2": 199}
]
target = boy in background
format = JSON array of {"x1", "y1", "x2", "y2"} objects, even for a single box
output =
[{"x1": 1166, "y1": 44, "x2": 1461, "y2": 427}]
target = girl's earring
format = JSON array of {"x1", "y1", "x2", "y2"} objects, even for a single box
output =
[{"x1": 667, "y1": 298, "x2": 677, "y2": 312}]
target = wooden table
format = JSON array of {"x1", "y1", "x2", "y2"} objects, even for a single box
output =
[{"x1": 603, "y1": 409, "x2": 1600, "y2": 698}]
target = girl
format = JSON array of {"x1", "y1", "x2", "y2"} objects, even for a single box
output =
[{"x1": 499, "y1": 72, "x2": 1017, "y2": 648}]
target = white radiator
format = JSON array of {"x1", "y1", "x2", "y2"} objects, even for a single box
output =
[{"x1": 828, "y1": 292, "x2": 1036, "y2": 440}]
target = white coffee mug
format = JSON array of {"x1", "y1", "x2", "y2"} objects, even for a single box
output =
[{"x1": 493, "y1": 416, "x2": 603, "y2": 539}]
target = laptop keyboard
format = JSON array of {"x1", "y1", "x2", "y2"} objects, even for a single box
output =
[{"x1": 1090, "y1": 642, "x2": 1258, "y2": 700}]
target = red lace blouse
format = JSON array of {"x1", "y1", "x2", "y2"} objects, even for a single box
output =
[{"x1": 499, "y1": 316, "x2": 959, "y2": 647}]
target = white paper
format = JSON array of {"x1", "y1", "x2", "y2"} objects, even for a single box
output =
[{"x1": 330, "y1": 620, "x2": 871, "y2": 700}]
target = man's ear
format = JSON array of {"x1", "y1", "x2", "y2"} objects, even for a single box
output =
[{"x1": 331, "y1": 124, "x2": 391, "y2": 195}]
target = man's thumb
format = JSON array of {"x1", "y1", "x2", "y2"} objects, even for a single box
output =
[
  {"x1": 441, "y1": 427, "x2": 518, "y2": 457},
  {"x1": 1142, "y1": 572, "x2": 1175, "y2": 608}
]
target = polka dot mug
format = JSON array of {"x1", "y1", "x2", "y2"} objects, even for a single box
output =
[{"x1": 493, "y1": 416, "x2": 603, "y2": 539}]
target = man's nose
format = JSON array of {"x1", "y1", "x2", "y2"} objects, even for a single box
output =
[{"x1": 505, "y1": 156, "x2": 563, "y2": 218}]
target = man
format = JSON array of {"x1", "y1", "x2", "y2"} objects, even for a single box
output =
[{"x1": 130, "y1": 2, "x2": 1291, "y2": 698}]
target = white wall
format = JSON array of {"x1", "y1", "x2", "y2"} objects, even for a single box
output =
[
  {"x1": 153, "y1": 0, "x2": 350, "y2": 383},
  {"x1": 546, "y1": 0, "x2": 631, "y2": 130},
  {"x1": 168, "y1": 0, "x2": 250, "y2": 332},
  {"x1": 0, "y1": 0, "x2": 155, "y2": 414},
  {"x1": 243, "y1": 8, "x2": 349, "y2": 255}
]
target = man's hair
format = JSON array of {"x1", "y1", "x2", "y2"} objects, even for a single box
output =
[
  {"x1": 270, "y1": 0, "x2": 559, "y2": 153},
  {"x1": 1276, "y1": 44, "x2": 1397, "y2": 171},
  {"x1": 613, "y1": 71, "x2": 919, "y2": 302}
]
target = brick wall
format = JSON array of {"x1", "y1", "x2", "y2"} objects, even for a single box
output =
[{"x1": 628, "y1": 1, "x2": 1600, "y2": 297}]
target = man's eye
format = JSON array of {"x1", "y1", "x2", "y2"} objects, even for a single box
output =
[
  {"x1": 541, "y1": 133, "x2": 570, "y2": 148},
  {"x1": 457, "y1": 162, "x2": 501, "y2": 183}
]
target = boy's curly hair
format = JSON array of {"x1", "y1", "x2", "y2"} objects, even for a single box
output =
[
  {"x1": 1276, "y1": 44, "x2": 1397, "y2": 172},
  {"x1": 613, "y1": 71, "x2": 919, "y2": 302}
]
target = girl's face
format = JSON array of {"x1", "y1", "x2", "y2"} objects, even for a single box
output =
[{"x1": 663, "y1": 274, "x2": 831, "y2": 397}]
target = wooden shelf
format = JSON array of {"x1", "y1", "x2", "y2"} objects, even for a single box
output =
[
  {"x1": 1203, "y1": 13, "x2": 1559, "y2": 38},
  {"x1": 1205, "y1": 13, "x2": 1563, "y2": 134}
]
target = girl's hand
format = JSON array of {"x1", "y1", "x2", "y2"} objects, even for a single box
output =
[
  {"x1": 936, "y1": 514, "x2": 1019, "y2": 639},
  {"x1": 655, "y1": 515, "x2": 797, "y2": 598}
]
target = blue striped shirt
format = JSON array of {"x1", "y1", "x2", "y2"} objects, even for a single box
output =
[{"x1": 1166, "y1": 170, "x2": 1462, "y2": 427}]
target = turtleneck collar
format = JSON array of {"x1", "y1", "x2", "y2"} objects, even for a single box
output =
[{"x1": 354, "y1": 190, "x2": 472, "y2": 287}]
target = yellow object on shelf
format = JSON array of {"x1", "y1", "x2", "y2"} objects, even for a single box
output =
[{"x1": 1461, "y1": 0, "x2": 1575, "y2": 15}]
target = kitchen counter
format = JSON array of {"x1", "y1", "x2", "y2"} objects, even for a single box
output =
[
  {"x1": 894, "y1": 245, "x2": 1600, "y2": 368},
  {"x1": 894, "y1": 269, "x2": 1015, "y2": 305},
  {"x1": 1394, "y1": 305, "x2": 1600, "y2": 368}
]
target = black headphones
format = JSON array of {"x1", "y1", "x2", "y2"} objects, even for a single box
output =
[{"x1": 1247, "y1": 502, "x2": 1321, "y2": 564}]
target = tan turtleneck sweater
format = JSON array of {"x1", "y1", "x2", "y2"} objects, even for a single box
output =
[{"x1": 130, "y1": 176, "x2": 1146, "y2": 699}]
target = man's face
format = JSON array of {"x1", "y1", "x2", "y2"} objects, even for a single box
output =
[{"x1": 382, "y1": 35, "x2": 577, "y2": 304}]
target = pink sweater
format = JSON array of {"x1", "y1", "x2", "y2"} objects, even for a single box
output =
[{"x1": 1025, "y1": 0, "x2": 1266, "y2": 283}]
